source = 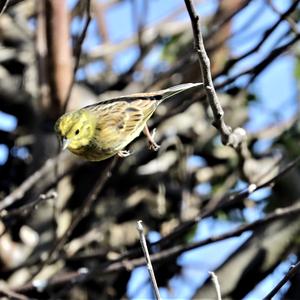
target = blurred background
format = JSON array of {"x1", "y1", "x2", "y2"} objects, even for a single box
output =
[{"x1": 0, "y1": 0, "x2": 300, "y2": 299}]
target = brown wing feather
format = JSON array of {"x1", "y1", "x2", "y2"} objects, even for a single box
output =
[{"x1": 84, "y1": 99, "x2": 156, "y2": 151}]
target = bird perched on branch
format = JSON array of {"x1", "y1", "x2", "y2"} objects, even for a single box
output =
[{"x1": 55, "y1": 82, "x2": 202, "y2": 161}]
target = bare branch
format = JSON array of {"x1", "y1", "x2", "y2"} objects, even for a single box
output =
[
  {"x1": 0, "y1": 0, "x2": 10, "y2": 16},
  {"x1": 137, "y1": 220, "x2": 161, "y2": 300},
  {"x1": 216, "y1": 0, "x2": 300, "y2": 78},
  {"x1": 216, "y1": 34, "x2": 300, "y2": 89},
  {"x1": 0, "y1": 190, "x2": 57, "y2": 219},
  {"x1": 184, "y1": 0, "x2": 247, "y2": 148},
  {"x1": 0, "y1": 154, "x2": 61, "y2": 212},
  {"x1": 63, "y1": 0, "x2": 92, "y2": 112},
  {"x1": 263, "y1": 261, "x2": 300, "y2": 300},
  {"x1": 266, "y1": 0, "x2": 300, "y2": 36},
  {"x1": 209, "y1": 271, "x2": 222, "y2": 300}
]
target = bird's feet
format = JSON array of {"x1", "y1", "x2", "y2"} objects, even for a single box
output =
[
  {"x1": 148, "y1": 129, "x2": 160, "y2": 151},
  {"x1": 117, "y1": 150, "x2": 131, "y2": 157},
  {"x1": 143, "y1": 125, "x2": 160, "y2": 151}
]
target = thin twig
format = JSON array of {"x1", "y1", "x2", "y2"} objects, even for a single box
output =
[
  {"x1": 184, "y1": 0, "x2": 246, "y2": 148},
  {"x1": 215, "y1": 33, "x2": 300, "y2": 89},
  {"x1": 131, "y1": 0, "x2": 148, "y2": 52},
  {"x1": 36, "y1": 0, "x2": 51, "y2": 113},
  {"x1": 0, "y1": 190, "x2": 57, "y2": 219},
  {"x1": 137, "y1": 220, "x2": 161, "y2": 300},
  {"x1": 263, "y1": 261, "x2": 300, "y2": 300},
  {"x1": 0, "y1": 0, "x2": 10, "y2": 16},
  {"x1": 266, "y1": 0, "x2": 299, "y2": 36},
  {"x1": 207, "y1": 0, "x2": 252, "y2": 40},
  {"x1": 209, "y1": 272, "x2": 222, "y2": 300},
  {"x1": 215, "y1": 0, "x2": 300, "y2": 79},
  {"x1": 0, "y1": 154, "x2": 62, "y2": 212},
  {"x1": 62, "y1": 0, "x2": 92, "y2": 113},
  {"x1": 93, "y1": 0, "x2": 112, "y2": 69}
]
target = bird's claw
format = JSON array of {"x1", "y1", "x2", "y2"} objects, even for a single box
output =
[
  {"x1": 147, "y1": 128, "x2": 160, "y2": 152},
  {"x1": 117, "y1": 150, "x2": 131, "y2": 157},
  {"x1": 148, "y1": 140, "x2": 160, "y2": 151}
]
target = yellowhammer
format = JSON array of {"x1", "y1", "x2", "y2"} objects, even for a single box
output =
[{"x1": 54, "y1": 82, "x2": 202, "y2": 161}]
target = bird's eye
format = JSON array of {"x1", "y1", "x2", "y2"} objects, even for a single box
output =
[{"x1": 75, "y1": 129, "x2": 80, "y2": 135}]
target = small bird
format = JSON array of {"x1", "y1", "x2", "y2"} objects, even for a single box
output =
[{"x1": 54, "y1": 82, "x2": 202, "y2": 161}]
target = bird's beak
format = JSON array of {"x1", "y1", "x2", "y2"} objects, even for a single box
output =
[{"x1": 61, "y1": 137, "x2": 70, "y2": 150}]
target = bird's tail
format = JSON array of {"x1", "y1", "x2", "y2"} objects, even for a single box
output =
[{"x1": 157, "y1": 82, "x2": 203, "y2": 105}]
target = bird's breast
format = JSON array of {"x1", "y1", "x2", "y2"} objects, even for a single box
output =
[{"x1": 69, "y1": 139, "x2": 117, "y2": 161}]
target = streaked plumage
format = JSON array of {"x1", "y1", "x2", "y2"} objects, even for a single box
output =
[{"x1": 54, "y1": 82, "x2": 202, "y2": 161}]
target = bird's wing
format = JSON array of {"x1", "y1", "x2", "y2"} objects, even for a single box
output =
[
  {"x1": 85, "y1": 82, "x2": 203, "y2": 107},
  {"x1": 86, "y1": 100, "x2": 156, "y2": 148}
]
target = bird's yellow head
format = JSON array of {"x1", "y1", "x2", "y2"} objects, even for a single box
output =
[{"x1": 54, "y1": 110, "x2": 96, "y2": 153}]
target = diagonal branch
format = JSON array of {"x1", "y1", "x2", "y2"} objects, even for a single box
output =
[
  {"x1": 263, "y1": 261, "x2": 300, "y2": 300},
  {"x1": 154, "y1": 155, "x2": 300, "y2": 249},
  {"x1": 29, "y1": 157, "x2": 118, "y2": 279},
  {"x1": 137, "y1": 220, "x2": 161, "y2": 300},
  {"x1": 266, "y1": 0, "x2": 300, "y2": 37},
  {"x1": 216, "y1": 0, "x2": 300, "y2": 78},
  {"x1": 0, "y1": 0, "x2": 10, "y2": 16},
  {"x1": 62, "y1": 0, "x2": 92, "y2": 113}
]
